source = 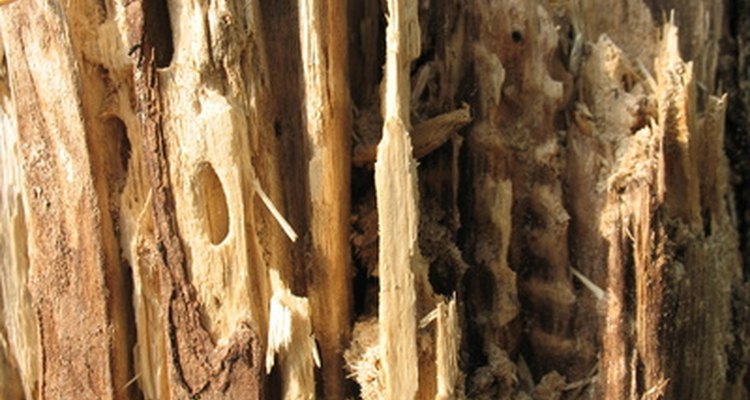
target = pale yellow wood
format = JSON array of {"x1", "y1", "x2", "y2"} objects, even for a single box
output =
[
  {"x1": 0, "y1": 56, "x2": 36, "y2": 400},
  {"x1": 266, "y1": 270, "x2": 319, "y2": 400},
  {"x1": 375, "y1": 0, "x2": 423, "y2": 398},
  {"x1": 435, "y1": 299, "x2": 461, "y2": 400}
]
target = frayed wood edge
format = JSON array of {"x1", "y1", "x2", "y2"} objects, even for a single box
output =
[
  {"x1": 435, "y1": 298, "x2": 461, "y2": 400},
  {"x1": 343, "y1": 319, "x2": 383, "y2": 400},
  {"x1": 641, "y1": 378, "x2": 669, "y2": 400},
  {"x1": 417, "y1": 298, "x2": 462, "y2": 399},
  {"x1": 265, "y1": 270, "x2": 319, "y2": 399},
  {"x1": 253, "y1": 179, "x2": 298, "y2": 242}
]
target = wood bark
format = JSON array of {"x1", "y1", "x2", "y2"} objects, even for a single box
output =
[{"x1": 0, "y1": 0, "x2": 748, "y2": 399}]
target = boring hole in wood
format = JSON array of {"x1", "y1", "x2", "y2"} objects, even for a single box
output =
[
  {"x1": 103, "y1": 116, "x2": 131, "y2": 201},
  {"x1": 194, "y1": 162, "x2": 230, "y2": 244},
  {"x1": 512, "y1": 30, "x2": 524, "y2": 44}
]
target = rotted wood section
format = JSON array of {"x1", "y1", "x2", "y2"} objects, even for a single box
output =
[{"x1": 0, "y1": 0, "x2": 748, "y2": 399}]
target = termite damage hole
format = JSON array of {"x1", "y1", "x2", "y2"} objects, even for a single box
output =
[
  {"x1": 194, "y1": 162, "x2": 230, "y2": 244},
  {"x1": 105, "y1": 116, "x2": 131, "y2": 176},
  {"x1": 102, "y1": 116, "x2": 130, "y2": 235},
  {"x1": 511, "y1": 30, "x2": 524, "y2": 44}
]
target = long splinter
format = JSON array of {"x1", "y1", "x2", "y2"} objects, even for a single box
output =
[{"x1": 253, "y1": 178, "x2": 298, "y2": 242}]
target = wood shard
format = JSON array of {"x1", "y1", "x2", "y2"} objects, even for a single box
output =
[
  {"x1": 570, "y1": 266, "x2": 606, "y2": 301},
  {"x1": 375, "y1": 0, "x2": 423, "y2": 398},
  {"x1": 266, "y1": 270, "x2": 319, "y2": 399},
  {"x1": 435, "y1": 299, "x2": 461, "y2": 400},
  {"x1": 376, "y1": 116, "x2": 421, "y2": 400},
  {"x1": 253, "y1": 179, "x2": 298, "y2": 242},
  {"x1": 344, "y1": 319, "x2": 382, "y2": 400},
  {"x1": 353, "y1": 104, "x2": 472, "y2": 165}
]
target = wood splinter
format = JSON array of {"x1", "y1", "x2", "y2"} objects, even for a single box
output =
[
  {"x1": 353, "y1": 103, "x2": 472, "y2": 166},
  {"x1": 253, "y1": 179, "x2": 298, "y2": 242}
]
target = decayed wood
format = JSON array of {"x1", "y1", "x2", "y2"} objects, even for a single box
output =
[
  {"x1": 655, "y1": 22, "x2": 742, "y2": 399},
  {"x1": 725, "y1": 0, "x2": 750, "y2": 276},
  {"x1": 565, "y1": 10, "x2": 744, "y2": 398},
  {"x1": 351, "y1": 1, "x2": 465, "y2": 399},
  {"x1": 375, "y1": 0, "x2": 423, "y2": 396},
  {"x1": 465, "y1": 2, "x2": 580, "y2": 397},
  {"x1": 127, "y1": 0, "x2": 277, "y2": 397},
  {"x1": 0, "y1": 38, "x2": 35, "y2": 400},
  {"x1": 265, "y1": 270, "x2": 318, "y2": 399},
  {"x1": 0, "y1": 0, "x2": 748, "y2": 399},
  {"x1": 132, "y1": 17, "x2": 261, "y2": 400},
  {"x1": 0, "y1": 1, "x2": 129, "y2": 398},
  {"x1": 459, "y1": 1, "x2": 745, "y2": 399},
  {"x1": 434, "y1": 299, "x2": 460, "y2": 400},
  {"x1": 353, "y1": 104, "x2": 472, "y2": 166},
  {"x1": 298, "y1": 0, "x2": 353, "y2": 397}
]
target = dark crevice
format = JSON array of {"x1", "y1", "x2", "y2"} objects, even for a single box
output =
[
  {"x1": 273, "y1": 119, "x2": 282, "y2": 138},
  {"x1": 350, "y1": 169, "x2": 378, "y2": 318},
  {"x1": 143, "y1": 0, "x2": 174, "y2": 68},
  {"x1": 623, "y1": 224, "x2": 637, "y2": 344},
  {"x1": 101, "y1": 115, "x2": 143, "y2": 399},
  {"x1": 411, "y1": 48, "x2": 435, "y2": 75},
  {"x1": 351, "y1": 260, "x2": 369, "y2": 316},
  {"x1": 511, "y1": 30, "x2": 524, "y2": 44},
  {"x1": 702, "y1": 208, "x2": 713, "y2": 237},
  {"x1": 105, "y1": 117, "x2": 131, "y2": 197},
  {"x1": 428, "y1": 254, "x2": 459, "y2": 296},
  {"x1": 722, "y1": 1, "x2": 750, "y2": 395},
  {"x1": 348, "y1": 0, "x2": 386, "y2": 107},
  {"x1": 121, "y1": 259, "x2": 144, "y2": 400},
  {"x1": 259, "y1": 0, "x2": 309, "y2": 297},
  {"x1": 723, "y1": 0, "x2": 750, "y2": 279},
  {"x1": 461, "y1": 266, "x2": 494, "y2": 368}
]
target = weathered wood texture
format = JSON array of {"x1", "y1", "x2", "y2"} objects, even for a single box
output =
[
  {"x1": 298, "y1": 0, "x2": 353, "y2": 397},
  {"x1": 0, "y1": 0, "x2": 748, "y2": 399},
  {"x1": 1, "y1": 1, "x2": 132, "y2": 398}
]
